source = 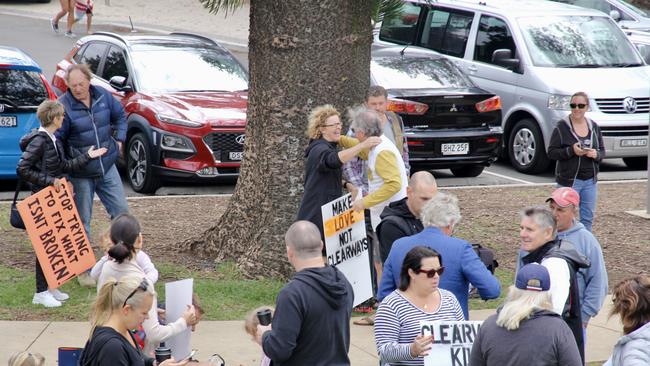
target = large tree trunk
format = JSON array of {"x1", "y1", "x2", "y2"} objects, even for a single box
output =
[{"x1": 183, "y1": 1, "x2": 373, "y2": 278}]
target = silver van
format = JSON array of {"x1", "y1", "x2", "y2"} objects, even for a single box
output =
[{"x1": 375, "y1": 0, "x2": 650, "y2": 173}]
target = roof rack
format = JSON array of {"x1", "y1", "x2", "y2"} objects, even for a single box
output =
[
  {"x1": 169, "y1": 32, "x2": 218, "y2": 46},
  {"x1": 92, "y1": 31, "x2": 129, "y2": 45}
]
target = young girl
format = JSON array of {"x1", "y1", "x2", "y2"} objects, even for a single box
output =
[
  {"x1": 8, "y1": 351, "x2": 45, "y2": 366},
  {"x1": 73, "y1": 0, "x2": 94, "y2": 35},
  {"x1": 244, "y1": 306, "x2": 274, "y2": 366},
  {"x1": 17, "y1": 100, "x2": 106, "y2": 308}
]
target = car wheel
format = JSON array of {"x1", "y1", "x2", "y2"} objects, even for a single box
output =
[
  {"x1": 623, "y1": 157, "x2": 648, "y2": 170},
  {"x1": 127, "y1": 133, "x2": 160, "y2": 194},
  {"x1": 508, "y1": 118, "x2": 550, "y2": 174},
  {"x1": 450, "y1": 165, "x2": 485, "y2": 177}
]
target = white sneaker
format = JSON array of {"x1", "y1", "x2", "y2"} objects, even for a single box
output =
[
  {"x1": 49, "y1": 288, "x2": 69, "y2": 301},
  {"x1": 33, "y1": 291, "x2": 62, "y2": 308}
]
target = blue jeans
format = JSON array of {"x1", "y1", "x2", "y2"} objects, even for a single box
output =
[
  {"x1": 70, "y1": 164, "x2": 129, "y2": 238},
  {"x1": 565, "y1": 178, "x2": 597, "y2": 232}
]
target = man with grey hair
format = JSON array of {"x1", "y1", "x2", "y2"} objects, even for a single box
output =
[
  {"x1": 518, "y1": 206, "x2": 590, "y2": 363},
  {"x1": 256, "y1": 221, "x2": 354, "y2": 366},
  {"x1": 377, "y1": 191, "x2": 500, "y2": 319}
]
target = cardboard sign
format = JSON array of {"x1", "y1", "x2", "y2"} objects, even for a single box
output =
[
  {"x1": 165, "y1": 278, "x2": 194, "y2": 360},
  {"x1": 321, "y1": 193, "x2": 372, "y2": 307},
  {"x1": 16, "y1": 178, "x2": 95, "y2": 288},
  {"x1": 420, "y1": 320, "x2": 483, "y2": 366}
]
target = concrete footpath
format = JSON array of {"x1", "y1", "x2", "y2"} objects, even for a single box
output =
[{"x1": 1, "y1": 296, "x2": 621, "y2": 365}]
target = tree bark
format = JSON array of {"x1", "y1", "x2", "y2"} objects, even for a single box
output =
[{"x1": 183, "y1": 0, "x2": 373, "y2": 278}]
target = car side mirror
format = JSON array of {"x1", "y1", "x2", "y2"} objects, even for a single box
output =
[
  {"x1": 492, "y1": 49, "x2": 521, "y2": 73},
  {"x1": 109, "y1": 76, "x2": 133, "y2": 93},
  {"x1": 610, "y1": 10, "x2": 621, "y2": 22}
]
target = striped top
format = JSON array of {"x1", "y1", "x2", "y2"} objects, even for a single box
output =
[{"x1": 375, "y1": 289, "x2": 464, "y2": 366}]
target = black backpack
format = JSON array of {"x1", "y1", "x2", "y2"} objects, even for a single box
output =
[{"x1": 471, "y1": 243, "x2": 499, "y2": 274}]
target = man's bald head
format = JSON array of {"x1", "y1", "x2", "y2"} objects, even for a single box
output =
[
  {"x1": 285, "y1": 221, "x2": 323, "y2": 260},
  {"x1": 406, "y1": 171, "x2": 438, "y2": 218}
]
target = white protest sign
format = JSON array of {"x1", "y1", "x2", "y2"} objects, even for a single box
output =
[
  {"x1": 421, "y1": 320, "x2": 483, "y2": 366},
  {"x1": 321, "y1": 193, "x2": 373, "y2": 307},
  {"x1": 165, "y1": 278, "x2": 194, "y2": 360}
]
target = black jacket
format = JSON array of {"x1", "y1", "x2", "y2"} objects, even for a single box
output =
[
  {"x1": 16, "y1": 130, "x2": 90, "y2": 193},
  {"x1": 262, "y1": 265, "x2": 354, "y2": 366},
  {"x1": 376, "y1": 197, "x2": 423, "y2": 263},
  {"x1": 547, "y1": 116, "x2": 605, "y2": 187},
  {"x1": 296, "y1": 139, "x2": 344, "y2": 239},
  {"x1": 522, "y1": 239, "x2": 590, "y2": 363},
  {"x1": 79, "y1": 326, "x2": 153, "y2": 366}
]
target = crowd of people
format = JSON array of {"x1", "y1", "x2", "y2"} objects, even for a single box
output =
[{"x1": 10, "y1": 63, "x2": 642, "y2": 366}]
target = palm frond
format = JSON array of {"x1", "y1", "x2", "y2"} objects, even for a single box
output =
[{"x1": 198, "y1": 0, "x2": 244, "y2": 16}]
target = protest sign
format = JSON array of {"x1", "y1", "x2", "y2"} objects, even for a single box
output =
[
  {"x1": 16, "y1": 178, "x2": 95, "y2": 288},
  {"x1": 421, "y1": 320, "x2": 483, "y2": 366},
  {"x1": 165, "y1": 278, "x2": 194, "y2": 360},
  {"x1": 321, "y1": 193, "x2": 372, "y2": 307}
]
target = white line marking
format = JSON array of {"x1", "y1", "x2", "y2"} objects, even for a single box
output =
[{"x1": 482, "y1": 170, "x2": 536, "y2": 185}]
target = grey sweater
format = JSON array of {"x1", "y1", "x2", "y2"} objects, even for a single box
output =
[
  {"x1": 605, "y1": 322, "x2": 650, "y2": 366},
  {"x1": 469, "y1": 309, "x2": 582, "y2": 366}
]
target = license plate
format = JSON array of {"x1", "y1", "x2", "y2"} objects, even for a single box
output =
[
  {"x1": 620, "y1": 139, "x2": 647, "y2": 147},
  {"x1": 0, "y1": 116, "x2": 17, "y2": 127},
  {"x1": 229, "y1": 152, "x2": 243, "y2": 160},
  {"x1": 441, "y1": 142, "x2": 469, "y2": 155}
]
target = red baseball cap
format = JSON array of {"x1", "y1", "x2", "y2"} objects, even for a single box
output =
[{"x1": 546, "y1": 187, "x2": 580, "y2": 208}]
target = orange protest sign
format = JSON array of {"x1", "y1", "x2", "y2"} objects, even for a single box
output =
[
  {"x1": 323, "y1": 208, "x2": 364, "y2": 238},
  {"x1": 16, "y1": 178, "x2": 95, "y2": 289}
]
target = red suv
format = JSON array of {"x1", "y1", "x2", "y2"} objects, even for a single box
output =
[{"x1": 52, "y1": 32, "x2": 248, "y2": 193}]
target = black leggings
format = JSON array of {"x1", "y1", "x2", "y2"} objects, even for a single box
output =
[{"x1": 36, "y1": 257, "x2": 48, "y2": 293}]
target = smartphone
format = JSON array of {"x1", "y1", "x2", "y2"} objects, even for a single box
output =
[{"x1": 181, "y1": 349, "x2": 197, "y2": 362}]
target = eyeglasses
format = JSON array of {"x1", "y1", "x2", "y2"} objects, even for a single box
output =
[
  {"x1": 123, "y1": 278, "x2": 148, "y2": 308},
  {"x1": 322, "y1": 122, "x2": 342, "y2": 128},
  {"x1": 569, "y1": 103, "x2": 587, "y2": 109},
  {"x1": 415, "y1": 266, "x2": 445, "y2": 278}
]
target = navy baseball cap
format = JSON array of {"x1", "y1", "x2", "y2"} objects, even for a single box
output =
[{"x1": 516, "y1": 263, "x2": 550, "y2": 292}]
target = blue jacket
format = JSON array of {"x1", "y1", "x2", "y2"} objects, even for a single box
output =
[
  {"x1": 56, "y1": 85, "x2": 127, "y2": 178},
  {"x1": 377, "y1": 227, "x2": 501, "y2": 319}
]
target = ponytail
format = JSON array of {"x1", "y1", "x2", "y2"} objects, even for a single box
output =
[
  {"x1": 108, "y1": 241, "x2": 132, "y2": 263},
  {"x1": 89, "y1": 278, "x2": 118, "y2": 339}
]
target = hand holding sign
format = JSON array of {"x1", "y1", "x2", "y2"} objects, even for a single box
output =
[{"x1": 410, "y1": 334, "x2": 433, "y2": 358}]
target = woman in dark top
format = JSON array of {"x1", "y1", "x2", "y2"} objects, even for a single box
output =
[
  {"x1": 80, "y1": 276, "x2": 188, "y2": 366},
  {"x1": 547, "y1": 91, "x2": 605, "y2": 232},
  {"x1": 296, "y1": 105, "x2": 380, "y2": 240}
]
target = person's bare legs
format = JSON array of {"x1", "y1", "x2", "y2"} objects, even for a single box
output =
[
  {"x1": 86, "y1": 13, "x2": 92, "y2": 34},
  {"x1": 51, "y1": 0, "x2": 69, "y2": 32},
  {"x1": 65, "y1": 0, "x2": 75, "y2": 34}
]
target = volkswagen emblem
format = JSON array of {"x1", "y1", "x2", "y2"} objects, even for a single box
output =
[
  {"x1": 623, "y1": 97, "x2": 637, "y2": 114},
  {"x1": 0, "y1": 104, "x2": 4, "y2": 113},
  {"x1": 235, "y1": 134, "x2": 245, "y2": 145},
  {"x1": 449, "y1": 104, "x2": 458, "y2": 112}
]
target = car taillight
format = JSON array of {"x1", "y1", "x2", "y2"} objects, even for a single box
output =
[
  {"x1": 475, "y1": 96, "x2": 501, "y2": 113},
  {"x1": 407, "y1": 140, "x2": 424, "y2": 147},
  {"x1": 387, "y1": 98, "x2": 428, "y2": 115},
  {"x1": 486, "y1": 137, "x2": 499, "y2": 144},
  {"x1": 40, "y1": 74, "x2": 57, "y2": 100}
]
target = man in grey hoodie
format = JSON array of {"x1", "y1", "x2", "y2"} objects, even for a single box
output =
[{"x1": 256, "y1": 221, "x2": 354, "y2": 366}]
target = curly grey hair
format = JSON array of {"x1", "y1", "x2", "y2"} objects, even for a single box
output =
[
  {"x1": 421, "y1": 191, "x2": 461, "y2": 229},
  {"x1": 348, "y1": 105, "x2": 382, "y2": 137}
]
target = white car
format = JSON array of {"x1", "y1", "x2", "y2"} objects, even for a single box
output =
[
  {"x1": 627, "y1": 29, "x2": 650, "y2": 63},
  {"x1": 551, "y1": 0, "x2": 650, "y2": 31}
]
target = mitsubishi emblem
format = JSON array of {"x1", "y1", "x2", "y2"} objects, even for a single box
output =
[
  {"x1": 449, "y1": 104, "x2": 458, "y2": 112},
  {"x1": 622, "y1": 97, "x2": 637, "y2": 114}
]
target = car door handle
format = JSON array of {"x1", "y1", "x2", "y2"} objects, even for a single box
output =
[{"x1": 467, "y1": 65, "x2": 478, "y2": 72}]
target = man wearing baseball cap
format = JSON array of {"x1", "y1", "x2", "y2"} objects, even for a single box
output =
[
  {"x1": 469, "y1": 263, "x2": 582, "y2": 366},
  {"x1": 547, "y1": 187, "x2": 608, "y2": 334}
]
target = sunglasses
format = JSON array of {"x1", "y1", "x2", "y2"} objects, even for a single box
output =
[
  {"x1": 415, "y1": 266, "x2": 445, "y2": 278},
  {"x1": 569, "y1": 103, "x2": 587, "y2": 109},
  {"x1": 123, "y1": 278, "x2": 148, "y2": 308}
]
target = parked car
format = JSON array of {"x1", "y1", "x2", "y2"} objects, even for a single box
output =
[
  {"x1": 0, "y1": 46, "x2": 56, "y2": 179},
  {"x1": 371, "y1": 46, "x2": 502, "y2": 177},
  {"x1": 375, "y1": 0, "x2": 649, "y2": 173},
  {"x1": 550, "y1": 0, "x2": 650, "y2": 31},
  {"x1": 51, "y1": 32, "x2": 248, "y2": 193},
  {"x1": 627, "y1": 29, "x2": 650, "y2": 63}
]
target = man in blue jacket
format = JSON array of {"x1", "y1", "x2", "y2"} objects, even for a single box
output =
[
  {"x1": 57, "y1": 64, "x2": 129, "y2": 284},
  {"x1": 377, "y1": 191, "x2": 500, "y2": 319}
]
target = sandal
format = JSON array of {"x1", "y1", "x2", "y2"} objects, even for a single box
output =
[{"x1": 353, "y1": 315, "x2": 375, "y2": 326}]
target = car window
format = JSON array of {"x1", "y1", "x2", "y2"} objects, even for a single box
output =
[
  {"x1": 78, "y1": 42, "x2": 108, "y2": 75},
  {"x1": 103, "y1": 46, "x2": 129, "y2": 82},
  {"x1": 634, "y1": 42, "x2": 650, "y2": 63},
  {"x1": 418, "y1": 7, "x2": 474, "y2": 58},
  {"x1": 371, "y1": 56, "x2": 474, "y2": 89},
  {"x1": 0, "y1": 70, "x2": 48, "y2": 107},
  {"x1": 379, "y1": 2, "x2": 423, "y2": 45},
  {"x1": 474, "y1": 15, "x2": 517, "y2": 66},
  {"x1": 552, "y1": 0, "x2": 634, "y2": 20}
]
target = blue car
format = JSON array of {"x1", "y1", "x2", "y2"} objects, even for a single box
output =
[{"x1": 0, "y1": 46, "x2": 54, "y2": 179}]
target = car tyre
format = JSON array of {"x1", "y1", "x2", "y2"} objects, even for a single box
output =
[
  {"x1": 127, "y1": 133, "x2": 160, "y2": 194},
  {"x1": 508, "y1": 118, "x2": 550, "y2": 174},
  {"x1": 450, "y1": 165, "x2": 485, "y2": 177},
  {"x1": 623, "y1": 157, "x2": 648, "y2": 170}
]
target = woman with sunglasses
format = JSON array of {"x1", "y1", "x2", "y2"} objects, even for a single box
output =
[
  {"x1": 96, "y1": 214, "x2": 197, "y2": 356},
  {"x1": 374, "y1": 246, "x2": 463, "y2": 365},
  {"x1": 80, "y1": 276, "x2": 189, "y2": 366},
  {"x1": 548, "y1": 91, "x2": 605, "y2": 232}
]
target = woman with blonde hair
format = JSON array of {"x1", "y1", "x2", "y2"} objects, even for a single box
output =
[
  {"x1": 469, "y1": 263, "x2": 581, "y2": 366},
  {"x1": 8, "y1": 351, "x2": 44, "y2": 366},
  {"x1": 604, "y1": 275, "x2": 650, "y2": 365},
  {"x1": 296, "y1": 104, "x2": 380, "y2": 241}
]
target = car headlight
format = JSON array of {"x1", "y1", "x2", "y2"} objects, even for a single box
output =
[
  {"x1": 161, "y1": 133, "x2": 195, "y2": 153},
  {"x1": 547, "y1": 94, "x2": 571, "y2": 111},
  {"x1": 157, "y1": 114, "x2": 203, "y2": 128}
]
